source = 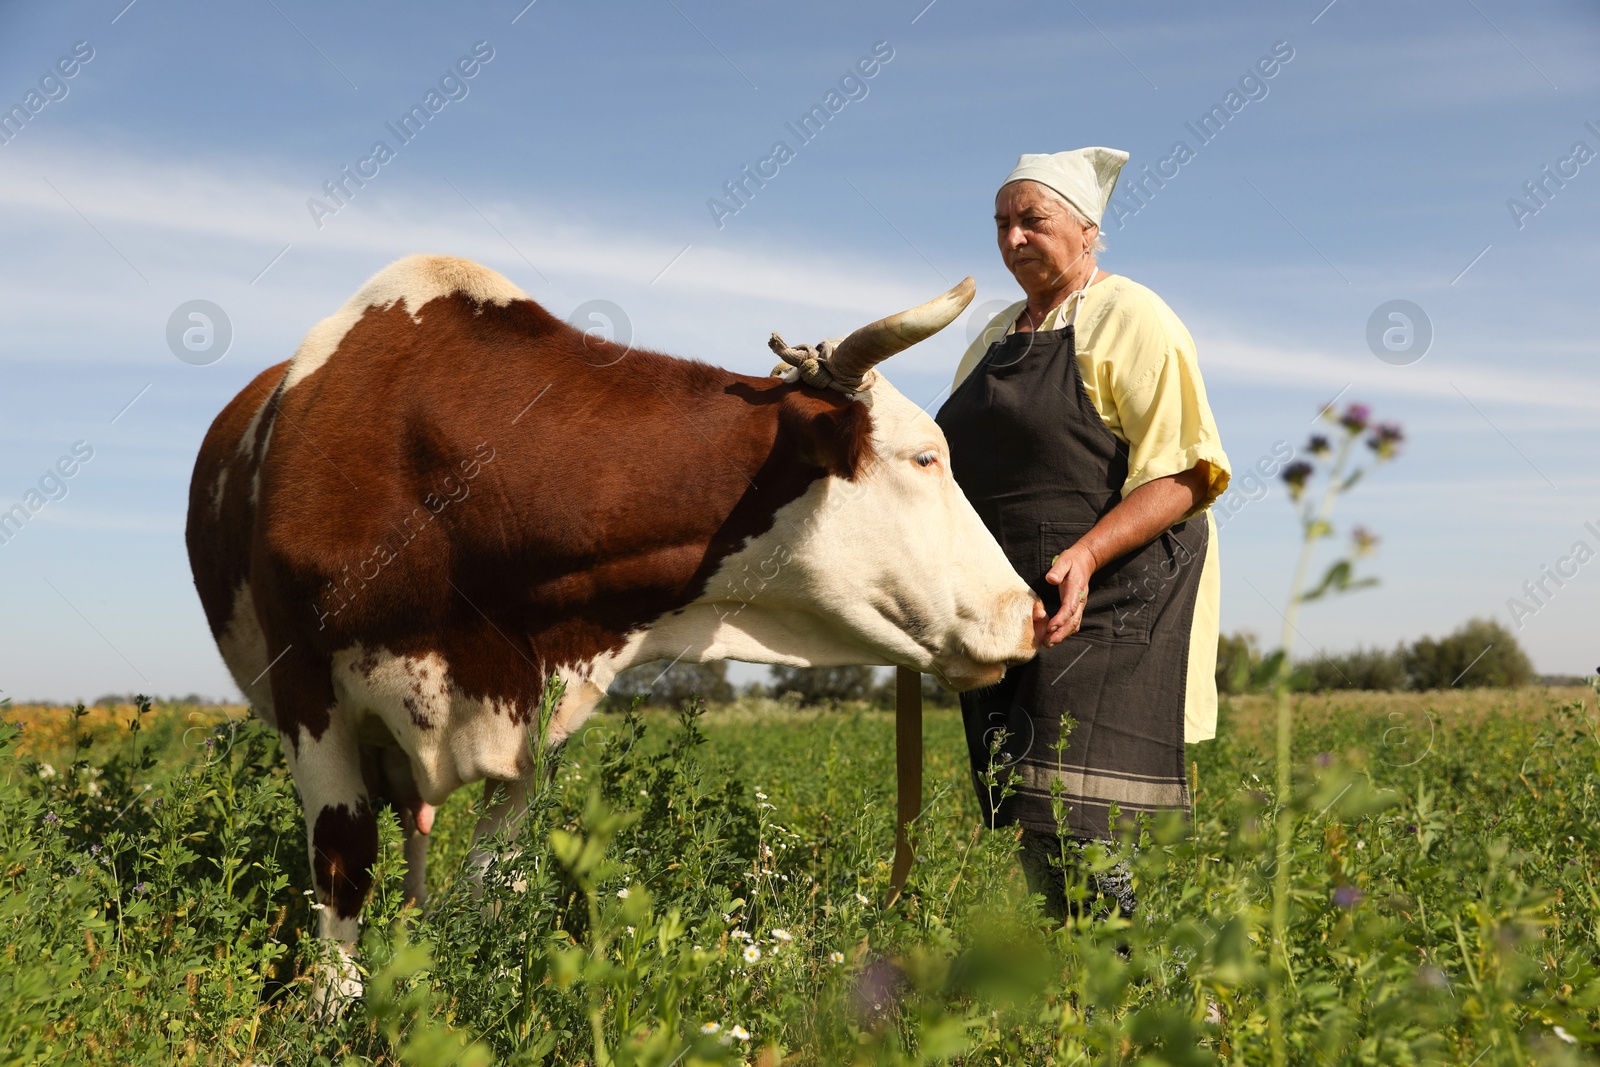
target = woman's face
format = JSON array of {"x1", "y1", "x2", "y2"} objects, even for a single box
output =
[{"x1": 994, "y1": 181, "x2": 1096, "y2": 298}]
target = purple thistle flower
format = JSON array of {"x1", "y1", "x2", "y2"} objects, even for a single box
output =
[
  {"x1": 1339, "y1": 403, "x2": 1371, "y2": 434},
  {"x1": 1280, "y1": 461, "x2": 1314, "y2": 501},
  {"x1": 1366, "y1": 422, "x2": 1404, "y2": 459},
  {"x1": 1306, "y1": 435, "x2": 1331, "y2": 457}
]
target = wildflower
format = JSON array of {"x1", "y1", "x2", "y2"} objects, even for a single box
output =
[
  {"x1": 1315, "y1": 752, "x2": 1333, "y2": 769},
  {"x1": 729, "y1": 1025, "x2": 750, "y2": 1041},
  {"x1": 700, "y1": 1022, "x2": 721, "y2": 1034},
  {"x1": 731, "y1": 929, "x2": 752, "y2": 941},
  {"x1": 43, "y1": 811, "x2": 58, "y2": 825},
  {"x1": 1306, "y1": 434, "x2": 1331, "y2": 457},
  {"x1": 771, "y1": 929, "x2": 792, "y2": 944},
  {"x1": 1366, "y1": 421, "x2": 1404, "y2": 459},
  {"x1": 303, "y1": 889, "x2": 315, "y2": 896},
  {"x1": 829, "y1": 951, "x2": 845, "y2": 964},
  {"x1": 134, "y1": 882, "x2": 149, "y2": 895},
  {"x1": 1554, "y1": 1026, "x2": 1577, "y2": 1044},
  {"x1": 755, "y1": 791, "x2": 768, "y2": 800},
  {"x1": 311, "y1": 902, "x2": 327, "y2": 911},
  {"x1": 89, "y1": 844, "x2": 102, "y2": 856},
  {"x1": 617, "y1": 887, "x2": 630, "y2": 899},
  {"x1": 638, "y1": 789, "x2": 648, "y2": 796},
  {"x1": 1351, "y1": 526, "x2": 1380, "y2": 556},
  {"x1": 743, "y1": 944, "x2": 761, "y2": 963},
  {"x1": 1332, "y1": 884, "x2": 1363, "y2": 910},
  {"x1": 1280, "y1": 461, "x2": 1314, "y2": 501},
  {"x1": 1338, "y1": 402, "x2": 1371, "y2": 434},
  {"x1": 626, "y1": 926, "x2": 636, "y2": 935},
  {"x1": 37, "y1": 763, "x2": 55, "y2": 780}
]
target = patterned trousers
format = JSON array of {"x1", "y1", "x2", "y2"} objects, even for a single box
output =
[{"x1": 1017, "y1": 829, "x2": 1138, "y2": 921}]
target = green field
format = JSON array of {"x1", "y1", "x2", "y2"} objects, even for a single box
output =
[{"x1": 3, "y1": 686, "x2": 1599, "y2": 1065}]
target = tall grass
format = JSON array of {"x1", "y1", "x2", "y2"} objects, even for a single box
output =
[{"x1": 3, "y1": 684, "x2": 1599, "y2": 1064}]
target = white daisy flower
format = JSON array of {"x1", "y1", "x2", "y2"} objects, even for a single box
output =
[
  {"x1": 855, "y1": 893, "x2": 870, "y2": 905},
  {"x1": 755, "y1": 792, "x2": 768, "y2": 800},
  {"x1": 770, "y1": 929, "x2": 792, "y2": 943},
  {"x1": 1554, "y1": 1026, "x2": 1577, "y2": 1044},
  {"x1": 829, "y1": 951, "x2": 845, "y2": 964},
  {"x1": 310, "y1": 902, "x2": 326, "y2": 911},
  {"x1": 617, "y1": 887, "x2": 630, "y2": 899},
  {"x1": 625, "y1": 926, "x2": 635, "y2": 935},
  {"x1": 700, "y1": 1021, "x2": 720, "y2": 1034},
  {"x1": 743, "y1": 944, "x2": 761, "y2": 963},
  {"x1": 37, "y1": 763, "x2": 55, "y2": 780},
  {"x1": 731, "y1": 928, "x2": 751, "y2": 941},
  {"x1": 729, "y1": 1024, "x2": 750, "y2": 1041}
]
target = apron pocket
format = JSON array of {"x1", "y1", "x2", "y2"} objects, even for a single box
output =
[{"x1": 1039, "y1": 521, "x2": 1154, "y2": 645}]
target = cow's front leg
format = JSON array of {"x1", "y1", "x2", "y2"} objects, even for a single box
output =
[{"x1": 281, "y1": 716, "x2": 376, "y2": 1017}]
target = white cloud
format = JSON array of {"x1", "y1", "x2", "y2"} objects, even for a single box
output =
[{"x1": 1199, "y1": 333, "x2": 1600, "y2": 413}]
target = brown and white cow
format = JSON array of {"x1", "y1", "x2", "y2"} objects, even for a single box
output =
[{"x1": 185, "y1": 254, "x2": 1037, "y2": 997}]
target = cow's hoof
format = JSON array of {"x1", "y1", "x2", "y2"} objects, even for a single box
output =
[{"x1": 309, "y1": 947, "x2": 363, "y2": 1023}]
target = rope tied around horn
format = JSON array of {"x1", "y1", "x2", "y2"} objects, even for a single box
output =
[
  {"x1": 767, "y1": 334, "x2": 872, "y2": 395},
  {"x1": 766, "y1": 276, "x2": 978, "y2": 396}
]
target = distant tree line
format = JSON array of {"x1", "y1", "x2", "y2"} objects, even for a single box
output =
[
  {"x1": 606, "y1": 660, "x2": 958, "y2": 710},
  {"x1": 1216, "y1": 617, "x2": 1542, "y2": 694},
  {"x1": 603, "y1": 616, "x2": 1563, "y2": 712}
]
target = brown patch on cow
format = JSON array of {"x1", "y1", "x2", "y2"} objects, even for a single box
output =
[
  {"x1": 190, "y1": 273, "x2": 877, "y2": 751},
  {"x1": 401, "y1": 694, "x2": 432, "y2": 729},
  {"x1": 312, "y1": 799, "x2": 378, "y2": 919},
  {"x1": 185, "y1": 361, "x2": 289, "y2": 642},
  {"x1": 773, "y1": 386, "x2": 875, "y2": 481}
]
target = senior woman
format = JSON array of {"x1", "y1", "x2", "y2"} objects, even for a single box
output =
[{"x1": 935, "y1": 148, "x2": 1231, "y2": 919}]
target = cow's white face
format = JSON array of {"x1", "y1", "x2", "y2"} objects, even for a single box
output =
[
  {"x1": 626, "y1": 373, "x2": 1039, "y2": 694},
  {"x1": 782, "y1": 374, "x2": 1040, "y2": 688}
]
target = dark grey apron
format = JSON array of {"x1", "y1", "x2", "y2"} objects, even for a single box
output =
[{"x1": 935, "y1": 300, "x2": 1207, "y2": 839}]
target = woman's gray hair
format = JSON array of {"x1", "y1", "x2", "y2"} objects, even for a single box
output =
[{"x1": 1059, "y1": 196, "x2": 1108, "y2": 255}]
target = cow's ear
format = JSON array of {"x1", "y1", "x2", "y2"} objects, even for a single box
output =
[{"x1": 778, "y1": 389, "x2": 875, "y2": 480}]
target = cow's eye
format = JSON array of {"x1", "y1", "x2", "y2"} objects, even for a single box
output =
[{"x1": 914, "y1": 450, "x2": 939, "y2": 469}]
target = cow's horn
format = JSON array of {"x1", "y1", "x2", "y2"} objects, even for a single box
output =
[{"x1": 827, "y1": 276, "x2": 977, "y2": 385}]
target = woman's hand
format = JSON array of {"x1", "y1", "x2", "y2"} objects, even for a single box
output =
[
  {"x1": 1037, "y1": 465, "x2": 1211, "y2": 649},
  {"x1": 1043, "y1": 542, "x2": 1098, "y2": 646}
]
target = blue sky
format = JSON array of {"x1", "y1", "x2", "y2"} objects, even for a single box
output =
[{"x1": 1, "y1": 0, "x2": 1596, "y2": 702}]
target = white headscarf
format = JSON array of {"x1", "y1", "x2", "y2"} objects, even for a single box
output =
[{"x1": 1000, "y1": 147, "x2": 1129, "y2": 226}]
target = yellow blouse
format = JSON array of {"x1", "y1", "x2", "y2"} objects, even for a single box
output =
[{"x1": 952, "y1": 275, "x2": 1231, "y2": 743}]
